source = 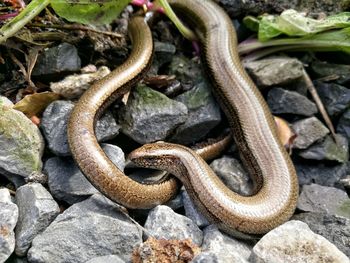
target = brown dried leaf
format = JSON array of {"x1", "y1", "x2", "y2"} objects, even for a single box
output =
[
  {"x1": 13, "y1": 92, "x2": 60, "y2": 117},
  {"x1": 132, "y1": 237, "x2": 201, "y2": 263}
]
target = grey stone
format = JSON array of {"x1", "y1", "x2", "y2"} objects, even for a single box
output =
[
  {"x1": 32, "y1": 43, "x2": 81, "y2": 76},
  {"x1": 295, "y1": 161, "x2": 349, "y2": 187},
  {"x1": 168, "y1": 55, "x2": 203, "y2": 90},
  {"x1": 150, "y1": 41, "x2": 176, "y2": 74},
  {"x1": 245, "y1": 58, "x2": 304, "y2": 87},
  {"x1": 119, "y1": 85, "x2": 188, "y2": 144},
  {"x1": 0, "y1": 188, "x2": 18, "y2": 263},
  {"x1": 41, "y1": 100, "x2": 119, "y2": 156},
  {"x1": 45, "y1": 143, "x2": 125, "y2": 204},
  {"x1": 311, "y1": 61, "x2": 350, "y2": 85},
  {"x1": 292, "y1": 117, "x2": 329, "y2": 149},
  {"x1": 249, "y1": 220, "x2": 350, "y2": 263},
  {"x1": 0, "y1": 96, "x2": 44, "y2": 183},
  {"x1": 293, "y1": 212, "x2": 350, "y2": 258},
  {"x1": 182, "y1": 190, "x2": 209, "y2": 228},
  {"x1": 210, "y1": 156, "x2": 254, "y2": 196},
  {"x1": 337, "y1": 108, "x2": 350, "y2": 142},
  {"x1": 86, "y1": 255, "x2": 125, "y2": 263},
  {"x1": 267, "y1": 87, "x2": 317, "y2": 116},
  {"x1": 299, "y1": 134, "x2": 349, "y2": 163},
  {"x1": 171, "y1": 81, "x2": 221, "y2": 144},
  {"x1": 297, "y1": 184, "x2": 350, "y2": 219},
  {"x1": 195, "y1": 225, "x2": 251, "y2": 263},
  {"x1": 27, "y1": 194, "x2": 142, "y2": 263},
  {"x1": 144, "y1": 205, "x2": 203, "y2": 246},
  {"x1": 95, "y1": 111, "x2": 120, "y2": 142},
  {"x1": 192, "y1": 252, "x2": 220, "y2": 263},
  {"x1": 15, "y1": 183, "x2": 60, "y2": 256},
  {"x1": 314, "y1": 81, "x2": 350, "y2": 117}
]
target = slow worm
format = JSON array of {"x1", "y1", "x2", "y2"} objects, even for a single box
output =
[
  {"x1": 130, "y1": 0, "x2": 299, "y2": 235},
  {"x1": 68, "y1": 15, "x2": 230, "y2": 208},
  {"x1": 68, "y1": 0, "x2": 299, "y2": 235}
]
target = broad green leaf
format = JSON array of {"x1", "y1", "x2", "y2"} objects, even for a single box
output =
[
  {"x1": 50, "y1": 0, "x2": 132, "y2": 25},
  {"x1": 245, "y1": 9, "x2": 350, "y2": 42}
]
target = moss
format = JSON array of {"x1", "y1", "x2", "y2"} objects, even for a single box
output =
[{"x1": 337, "y1": 200, "x2": 350, "y2": 219}]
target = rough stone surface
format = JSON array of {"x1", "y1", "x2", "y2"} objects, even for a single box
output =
[
  {"x1": 0, "y1": 96, "x2": 44, "y2": 180},
  {"x1": 297, "y1": 184, "x2": 350, "y2": 219},
  {"x1": 311, "y1": 61, "x2": 350, "y2": 85},
  {"x1": 27, "y1": 194, "x2": 142, "y2": 263},
  {"x1": 41, "y1": 100, "x2": 119, "y2": 156},
  {"x1": 299, "y1": 134, "x2": 349, "y2": 163},
  {"x1": 15, "y1": 183, "x2": 60, "y2": 256},
  {"x1": 32, "y1": 43, "x2": 81, "y2": 77},
  {"x1": 249, "y1": 220, "x2": 350, "y2": 263},
  {"x1": 293, "y1": 212, "x2": 350, "y2": 258},
  {"x1": 245, "y1": 58, "x2": 304, "y2": 87},
  {"x1": 267, "y1": 87, "x2": 317, "y2": 116},
  {"x1": 295, "y1": 161, "x2": 349, "y2": 187},
  {"x1": 314, "y1": 81, "x2": 350, "y2": 117},
  {"x1": 195, "y1": 225, "x2": 252, "y2": 263},
  {"x1": 210, "y1": 156, "x2": 254, "y2": 196},
  {"x1": 144, "y1": 205, "x2": 203, "y2": 246},
  {"x1": 85, "y1": 255, "x2": 125, "y2": 263},
  {"x1": 119, "y1": 85, "x2": 188, "y2": 144},
  {"x1": 0, "y1": 188, "x2": 18, "y2": 263},
  {"x1": 337, "y1": 108, "x2": 350, "y2": 142},
  {"x1": 45, "y1": 143, "x2": 125, "y2": 204},
  {"x1": 182, "y1": 190, "x2": 209, "y2": 228},
  {"x1": 171, "y1": 81, "x2": 221, "y2": 144},
  {"x1": 292, "y1": 117, "x2": 329, "y2": 149},
  {"x1": 168, "y1": 55, "x2": 203, "y2": 90}
]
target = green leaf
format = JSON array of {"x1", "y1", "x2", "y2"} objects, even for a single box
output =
[
  {"x1": 245, "y1": 9, "x2": 350, "y2": 42},
  {"x1": 50, "y1": 0, "x2": 132, "y2": 25}
]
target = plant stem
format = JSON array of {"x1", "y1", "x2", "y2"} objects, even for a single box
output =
[
  {"x1": 0, "y1": 0, "x2": 51, "y2": 44},
  {"x1": 155, "y1": 0, "x2": 197, "y2": 41}
]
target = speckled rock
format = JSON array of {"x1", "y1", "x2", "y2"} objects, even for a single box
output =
[
  {"x1": 32, "y1": 43, "x2": 81, "y2": 77},
  {"x1": 193, "y1": 225, "x2": 251, "y2": 263},
  {"x1": 314, "y1": 81, "x2": 350, "y2": 117},
  {"x1": 299, "y1": 134, "x2": 349, "y2": 163},
  {"x1": 295, "y1": 161, "x2": 349, "y2": 187},
  {"x1": 171, "y1": 81, "x2": 221, "y2": 144},
  {"x1": 267, "y1": 87, "x2": 317, "y2": 116},
  {"x1": 45, "y1": 143, "x2": 125, "y2": 204},
  {"x1": 210, "y1": 156, "x2": 254, "y2": 196},
  {"x1": 119, "y1": 85, "x2": 188, "y2": 144},
  {"x1": 27, "y1": 194, "x2": 142, "y2": 263},
  {"x1": 245, "y1": 58, "x2": 304, "y2": 87},
  {"x1": 41, "y1": 100, "x2": 119, "y2": 156},
  {"x1": 311, "y1": 61, "x2": 350, "y2": 85},
  {"x1": 144, "y1": 205, "x2": 203, "y2": 246},
  {"x1": 297, "y1": 184, "x2": 350, "y2": 219},
  {"x1": 15, "y1": 183, "x2": 60, "y2": 256},
  {"x1": 293, "y1": 212, "x2": 350, "y2": 258},
  {"x1": 249, "y1": 220, "x2": 350, "y2": 263},
  {"x1": 86, "y1": 255, "x2": 125, "y2": 263},
  {"x1": 292, "y1": 117, "x2": 329, "y2": 149},
  {"x1": 182, "y1": 190, "x2": 209, "y2": 228},
  {"x1": 0, "y1": 188, "x2": 18, "y2": 263},
  {"x1": 0, "y1": 96, "x2": 44, "y2": 185},
  {"x1": 337, "y1": 108, "x2": 350, "y2": 142},
  {"x1": 168, "y1": 55, "x2": 203, "y2": 90}
]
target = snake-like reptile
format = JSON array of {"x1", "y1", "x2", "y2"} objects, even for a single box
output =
[{"x1": 68, "y1": 0, "x2": 298, "y2": 236}]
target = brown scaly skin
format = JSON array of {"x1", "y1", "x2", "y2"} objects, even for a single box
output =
[
  {"x1": 68, "y1": 15, "x2": 232, "y2": 208},
  {"x1": 68, "y1": 0, "x2": 299, "y2": 235},
  {"x1": 131, "y1": 0, "x2": 298, "y2": 236}
]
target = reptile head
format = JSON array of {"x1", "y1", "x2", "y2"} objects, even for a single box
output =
[{"x1": 128, "y1": 142, "x2": 182, "y2": 174}]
